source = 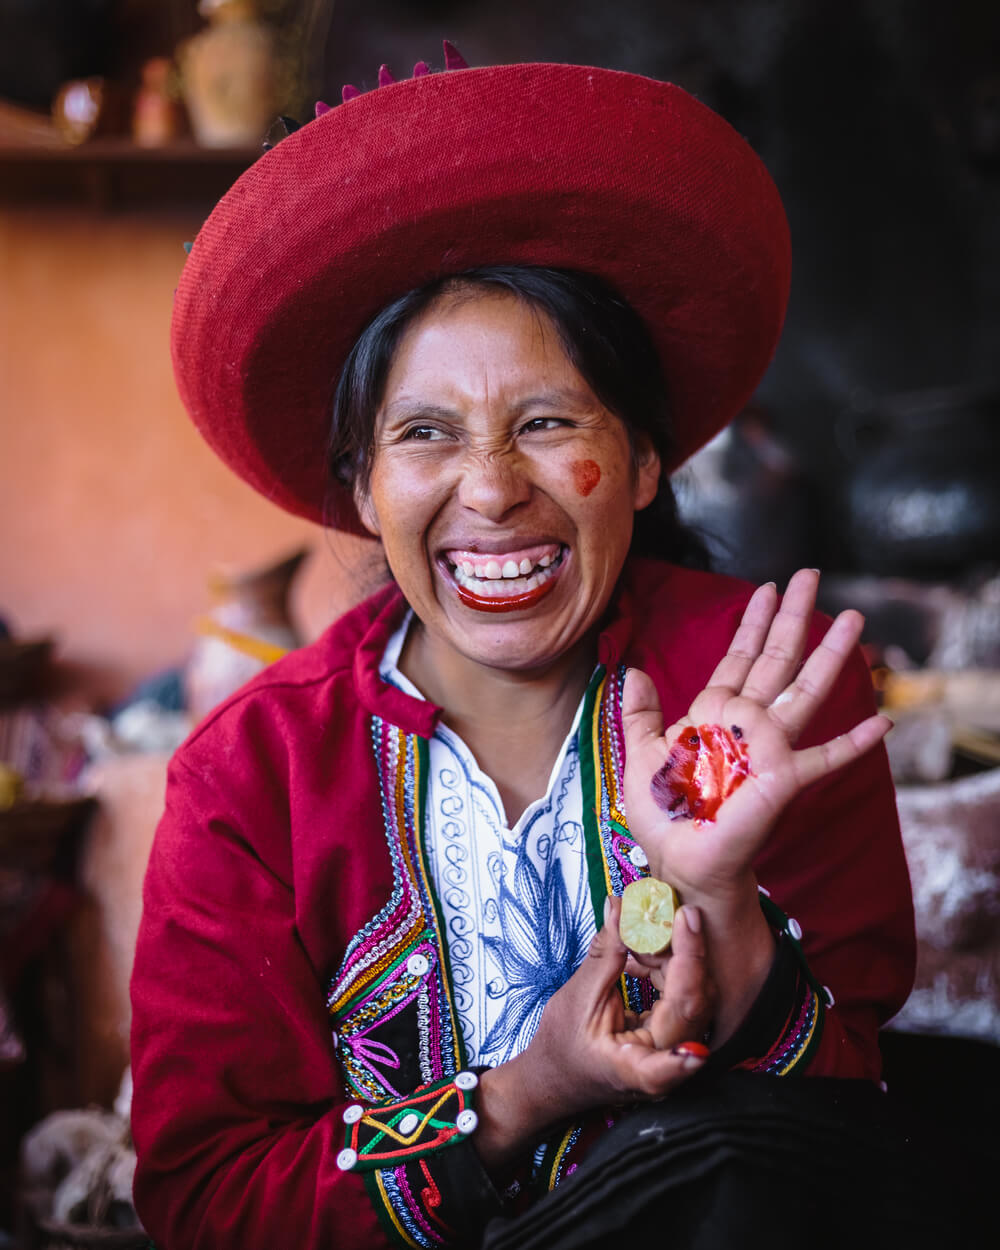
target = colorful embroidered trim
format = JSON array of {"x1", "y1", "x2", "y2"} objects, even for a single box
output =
[
  {"x1": 327, "y1": 723, "x2": 476, "y2": 1247},
  {"x1": 736, "y1": 959, "x2": 822, "y2": 1075},
  {"x1": 523, "y1": 666, "x2": 656, "y2": 1194},
  {"x1": 338, "y1": 1072, "x2": 480, "y2": 1172},
  {"x1": 578, "y1": 666, "x2": 654, "y2": 1019},
  {"x1": 731, "y1": 890, "x2": 827, "y2": 1075},
  {"x1": 327, "y1": 720, "x2": 466, "y2": 1105}
]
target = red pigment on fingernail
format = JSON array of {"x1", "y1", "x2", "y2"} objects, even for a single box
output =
[
  {"x1": 650, "y1": 724, "x2": 753, "y2": 823},
  {"x1": 674, "y1": 1041, "x2": 710, "y2": 1058},
  {"x1": 571, "y1": 459, "x2": 601, "y2": 496}
]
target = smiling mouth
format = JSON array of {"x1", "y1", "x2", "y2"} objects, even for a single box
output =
[{"x1": 440, "y1": 544, "x2": 567, "y2": 613}]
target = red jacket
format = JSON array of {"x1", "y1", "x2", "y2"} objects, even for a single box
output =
[{"x1": 130, "y1": 560, "x2": 915, "y2": 1248}]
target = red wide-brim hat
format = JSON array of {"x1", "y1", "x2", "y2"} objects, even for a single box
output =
[{"x1": 172, "y1": 59, "x2": 791, "y2": 533}]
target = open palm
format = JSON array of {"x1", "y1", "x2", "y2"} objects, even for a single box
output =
[{"x1": 621, "y1": 569, "x2": 890, "y2": 903}]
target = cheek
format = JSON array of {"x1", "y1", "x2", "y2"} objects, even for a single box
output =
[{"x1": 570, "y1": 459, "x2": 602, "y2": 497}]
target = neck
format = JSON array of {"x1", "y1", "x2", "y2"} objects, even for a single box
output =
[
  {"x1": 399, "y1": 624, "x2": 598, "y2": 822},
  {"x1": 402, "y1": 623, "x2": 597, "y2": 732}
]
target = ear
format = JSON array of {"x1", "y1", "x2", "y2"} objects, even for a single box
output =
[
  {"x1": 632, "y1": 437, "x2": 661, "y2": 512},
  {"x1": 353, "y1": 480, "x2": 382, "y2": 538}
]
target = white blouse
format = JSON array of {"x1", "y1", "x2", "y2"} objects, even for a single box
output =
[{"x1": 380, "y1": 614, "x2": 597, "y2": 1068}]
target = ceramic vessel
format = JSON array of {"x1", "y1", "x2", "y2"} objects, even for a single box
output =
[
  {"x1": 184, "y1": 548, "x2": 308, "y2": 720},
  {"x1": 178, "y1": 0, "x2": 278, "y2": 148}
]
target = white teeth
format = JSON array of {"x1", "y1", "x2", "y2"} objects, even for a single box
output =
[{"x1": 448, "y1": 546, "x2": 566, "y2": 600}]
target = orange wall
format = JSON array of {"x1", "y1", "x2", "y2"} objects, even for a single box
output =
[{"x1": 0, "y1": 207, "x2": 374, "y2": 706}]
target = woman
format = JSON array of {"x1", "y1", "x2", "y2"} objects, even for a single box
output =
[{"x1": 130, "y1": 54, "x2": 916, "y2": 1248}]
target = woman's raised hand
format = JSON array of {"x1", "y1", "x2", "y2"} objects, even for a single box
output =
[
  {"x1": 475, "y1": 897, "x2": 715, "y2": 1168},
  {"x1": 621, "y1": 568, "x2": 890, "y2": 907}
]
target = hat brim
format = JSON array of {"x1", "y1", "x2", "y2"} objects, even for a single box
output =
[{"x1": 171, "y1": 63, "x2": 791, "y2": 533}]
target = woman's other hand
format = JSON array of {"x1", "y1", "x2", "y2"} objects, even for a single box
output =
[
  {"x1": 621, "y1": 568, "x2": 889, "y2": 906},
  {"x1": 475, "y1": 897, "x2": 714, "y2": 1170},
  {"x1": 620, "y1": 567, "x2": 890, "y2": 1043}
]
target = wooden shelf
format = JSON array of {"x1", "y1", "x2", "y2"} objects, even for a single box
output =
[{"x1": 0, "y1": 139, "x2": 259, "y2": 210}]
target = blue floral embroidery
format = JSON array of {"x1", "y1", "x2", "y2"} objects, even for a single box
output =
[
  {"x1": 480, "y1": 841, "x2": 591, "y2": 1059},
  {"x1": 381, "y1": 624, "x2": 597, "y2": 1069}
]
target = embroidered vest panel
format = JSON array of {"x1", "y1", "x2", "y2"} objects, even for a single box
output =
[{"x1": 327, "y1": 718, "x2": 466, "y2": 1101}]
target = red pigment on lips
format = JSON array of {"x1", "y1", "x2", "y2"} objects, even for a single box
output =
[
  {"x1": 571, "y1": 459, "x2": 601, "y2": 496},
  {"x1": 650, "y1": 724, "x2": 753, "y2": 823},
  {"x1": 455, "y1": 578, "x2": 557, "y2": 613}
]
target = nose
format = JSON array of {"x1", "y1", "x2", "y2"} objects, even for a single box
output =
[{"x1": 456, "y1": 449, "x2": 532, "y2": 521}]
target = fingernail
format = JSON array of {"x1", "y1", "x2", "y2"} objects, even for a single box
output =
[
  {"x1": 671, "y1": 1041, "x2": 710, "y2": 1059},
  {"x1": 683, "y1": 905, "x2": 701, "y2": 934},
  {"x1": 603, "y1": 895, "x2": 612, "y2": 926}
]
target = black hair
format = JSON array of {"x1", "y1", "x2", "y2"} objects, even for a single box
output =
[{"x1": 327, "y1": 265, "x2": 710, "y2": 568}]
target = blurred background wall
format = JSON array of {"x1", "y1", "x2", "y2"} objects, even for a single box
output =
[{"x1": 2, "y1": 0, "x2": 999, "y2": 704}]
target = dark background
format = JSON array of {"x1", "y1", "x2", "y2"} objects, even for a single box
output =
[{"x1": 4, "y1": 0, "x2": 998, "y2": 414}]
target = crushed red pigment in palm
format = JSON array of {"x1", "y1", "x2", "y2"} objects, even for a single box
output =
[{"x1": 651, "y1": 723, "x2": 753, "y2": 822}]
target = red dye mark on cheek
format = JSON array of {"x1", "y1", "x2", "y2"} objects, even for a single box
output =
[
  {"x1": 650, "y1": 723, "x2": 753, "y2": 823},
  {"x1": 571, "y1": 459, "x2": 601, "y2": 496}
]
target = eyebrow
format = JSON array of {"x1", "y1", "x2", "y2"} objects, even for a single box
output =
[{"x1": 380, "y1": 388, "x2": 599, "y2": 424}]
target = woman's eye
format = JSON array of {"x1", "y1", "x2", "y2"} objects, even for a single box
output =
[
  {"x1": 521, "y1": 417, "x2": 567, "y2": 433},
  {"x1": 401, "y1": 425, "x2": 445, "y2": 441}
]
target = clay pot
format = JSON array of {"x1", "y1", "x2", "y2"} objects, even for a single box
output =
[
  {"x1": 178, "y1": 1, "x2": 279, "y2": 149},
  {"x1": 674, "y1": 408, "x2": 820, "y2": 584},
  {"x1": 132, "y1": 58, "x2": 185, "y2": 147},
  {"x1": 184, "y1": 548, "x2": 309, "y2": 720},
  {"x1": 838, "y1": 387, "x2": 1000, "y2": 578}
]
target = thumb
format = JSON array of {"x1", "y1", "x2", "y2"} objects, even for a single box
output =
[
  {"x1": 622, "y1": 667, "x2": 666, "y2": 750},
  {"x1": 579, "y1": 895, "x2": 628, "y2": 999}
]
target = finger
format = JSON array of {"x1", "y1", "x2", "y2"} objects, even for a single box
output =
[
  {"x1": 624, "y1": 954, "x2": 654, "y2": 979},
  {"x1": 788, "y1": 713, "x2": 892, "y2": 791},
  {"x1": 612, "y1": 1041, "x2": 708, "y2": 1096},
  {"x1": 765, "y1": 610, "x2": 865, "y2": 742},
  {"x1": 643, "y1": 906, "x2": 714, "y2": 1050},
  {"x1": 739, "y1": 569, "x2": 820, "y2": 706},
  {"x1": 622, "y1": 667, "x2": 665, "y2": 748},
  {"x1": 703, "y1": 581, "x2": 779, "y2": 695}
]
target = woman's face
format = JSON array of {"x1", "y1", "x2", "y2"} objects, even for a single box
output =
[{"x1": 355, "y1": 289, "x2": 660, "y2": 676}]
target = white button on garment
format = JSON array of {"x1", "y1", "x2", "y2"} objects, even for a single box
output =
[
  {"x1": 879, "y1": 1080, "x2": 889, "y2": 1094},
  {"x1": 342, "y1": 1104, "x2": 364, "y2": 1124},
  {"x1": 456, "y1": 1109, "x2": 479, "y2": 1134},
  {"x1": 454, "y1": 1071, "x2": 479, "y2": 1091},
  {"x1": 823, "y1": 985, "x2": 835, "y2": 1008},
  {"x1": 628, "y1": 845, "x2": 648, "y2": 868},
  {"x1": 398, "y1": 1112, "x2": 421, "y2": 1136},
  {"x1": 407, "y1": 953, "x2": 430, "y2": 978},
  {"x1": 337, "y1": 1148, "x2": 358, "y2": 1171},
  {"x1": 787, "y1": 917, "x2": 803, "y2": 941}
]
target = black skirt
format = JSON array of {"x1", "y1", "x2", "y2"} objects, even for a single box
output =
[{"x1": 481, "y1": 1073, "x2": 964, "y2": 1250}]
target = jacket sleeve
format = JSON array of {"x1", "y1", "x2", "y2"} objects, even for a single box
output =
[
  {"x1": 130, "y1": 754, "x2": 502, "y2": 1250},
  {"x1": 720, "y1": 634, "x2": 916, "y2": 1081}
]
